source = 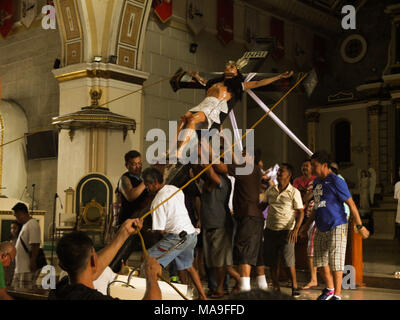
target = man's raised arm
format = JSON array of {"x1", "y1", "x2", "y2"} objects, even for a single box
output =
[
  {"x1": 119, "y1": 176, "x2": 146, "y2": 202},
  {"x1": 243, "y1": 71, "x2": 294, "y2": 90}
]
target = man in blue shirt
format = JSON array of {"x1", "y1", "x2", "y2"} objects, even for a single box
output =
[{"x1": 300, "y1": 151, "x2": 369, "y2": 300}]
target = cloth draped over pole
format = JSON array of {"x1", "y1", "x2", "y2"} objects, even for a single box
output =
[{"x1": 229, "y1": 72, "x2": 313, "y2": 157}]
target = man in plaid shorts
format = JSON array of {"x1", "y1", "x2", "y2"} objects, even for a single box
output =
[{"x1": 300, "y1": 151, "x2": 369, "y2": 300}]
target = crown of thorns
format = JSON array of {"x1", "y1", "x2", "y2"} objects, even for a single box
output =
[{"x1": 226, "y1": 57, "x2": 248, "y2": 70}]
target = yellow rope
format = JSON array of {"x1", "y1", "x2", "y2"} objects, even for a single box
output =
[
  {"x1": 158, "y1": 273, "x2": 189, "y2": 300},
  {"x1": 138, "y1": 230, "x2": 148, "y2": 257}
]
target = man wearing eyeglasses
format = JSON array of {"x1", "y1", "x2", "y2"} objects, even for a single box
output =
[
  {"x1": 110, "y1": 150, "x2": 154, "y2": 272},
  {"x1": 116, "y1": 150, "x2": 148, "y2": 227},
  {"x1": 0, "y1": 242, "x2": 16, "y2": 300}
]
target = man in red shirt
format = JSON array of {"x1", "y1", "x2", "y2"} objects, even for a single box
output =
[
  {"x1": 293, "y1": 159, "x2": 316, "y2": 198},
  {"x1": 293, "y1": 159, "x2": 317, "y2": 289}
]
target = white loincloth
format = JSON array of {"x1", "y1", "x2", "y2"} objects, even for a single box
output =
[{"x1": 189, "y1": 96, "x2": 228, "y2": 129}]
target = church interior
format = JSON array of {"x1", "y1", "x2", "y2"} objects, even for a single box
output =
[{"x1": 0, "y1": 0, "x2": 399, "y2": 300}]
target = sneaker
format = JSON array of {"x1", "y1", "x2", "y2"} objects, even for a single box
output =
[
  {"x1": 292, "y1": 288, "x2": 301, "y2": 298},
  {"x1": 316, "y1": 288, "x2": 335, "y2": 300},
  {"x1": 331, "y1": 295, "x2": 342, "y2": 300}
]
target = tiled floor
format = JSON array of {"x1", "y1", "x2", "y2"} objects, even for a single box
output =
[
  {"x1": 280, "y1": 286, "x2": 400, "y2": 300},
  {"x1": 363, "y1": 238, "x2": 400, "y2": 276}
]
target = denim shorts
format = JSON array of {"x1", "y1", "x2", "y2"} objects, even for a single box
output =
[{"x1": 147, "y1": 232, "x2": 197, "y2": 270}]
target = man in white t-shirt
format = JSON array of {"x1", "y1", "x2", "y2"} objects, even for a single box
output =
[
  {"x1": 260, "y1": 163, "x2": 304, "y2": 297},
  {"x1": 142, "y1": 167, "x2": 207, "y2": 300},
  {"x1": 11, "y1": 202, "x2": 42, "y2": 289}
]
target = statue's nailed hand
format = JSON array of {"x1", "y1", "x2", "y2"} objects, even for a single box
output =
[{"x1": 280, "y1": 71, "x2": 294, "y2": 79}]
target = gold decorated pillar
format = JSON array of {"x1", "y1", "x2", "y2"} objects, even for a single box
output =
[
  {"x1": 53, "y1": 0, "x2": 152, "y2": 221},
  {"x1": 306, "y1": 111, "x2": 320, "y2": 154}
]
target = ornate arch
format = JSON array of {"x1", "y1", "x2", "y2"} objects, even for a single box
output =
[{"x1": 54, "y1": 0, "x2": 152, "y2": 70}]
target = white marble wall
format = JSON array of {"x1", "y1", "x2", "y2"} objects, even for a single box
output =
[
  {"x1": 0, "y1": 26, "x2": 60, "y2": 239},
  {"x1": 316, "y1": 106, "x2": 369, "y2": 187}
]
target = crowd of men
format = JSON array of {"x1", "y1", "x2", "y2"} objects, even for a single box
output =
[{"x1": 0, "y1": 147, "x2": 370, "y2": 300}]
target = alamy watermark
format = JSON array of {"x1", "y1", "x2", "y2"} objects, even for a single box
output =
[
  {"x1": 41, "y1": 5, "x2": 56, "y2": 30},
  {"x1": 341, "y1": 5, "x2": 356, "y2": 30},
  {"x1": 145, "y1": 121, "x2": 255, "y2": 175}
]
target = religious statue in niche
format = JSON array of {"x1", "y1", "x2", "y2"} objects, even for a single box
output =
[
  {"x1": 358, "y1": 168, "x2": 376, "y2": 213},
  {"x1": 90, "y1": 89, "x2": 102, "y2": 107}
]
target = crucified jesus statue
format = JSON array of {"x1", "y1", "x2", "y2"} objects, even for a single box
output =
[{"x1": 173, "y1": 60, "x2": 293, "y2": 159}]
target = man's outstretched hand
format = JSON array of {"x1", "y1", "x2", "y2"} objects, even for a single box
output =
[{"x1": 143, "y1": 255, "x2": 162, "y2": 300}]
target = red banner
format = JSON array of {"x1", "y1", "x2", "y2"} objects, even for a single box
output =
[
  {"x1": 217, "y1": 0, "x2": 233, "y2": 45},
  {"x1": 0, "y1": 0, "x2": 13, "y2": 38},
  {"x1": 270, "y1": 17, "x2": 284, "y2": 61},
  {"x1": 153, "y1": 0, "x2": 172, "y2": 23}
]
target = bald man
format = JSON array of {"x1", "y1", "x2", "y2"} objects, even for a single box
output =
[{"x1": 0, "y1": 242, "x2": 16, "y2": 300}]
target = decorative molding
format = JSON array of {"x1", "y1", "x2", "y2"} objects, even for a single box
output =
[
  {"x1": 383, "y1": 73, "x2": 400, "y2": 87},
  {"x1": 307, "y1": 99, "x2": 391, "y2": 114},
  {"x1": 117, "y1": 46, "x2": 137, "y2": 68},
  {"x1": 328, "y1": 91, "x2": 354, "y2": 102},
  {"x1": 56, "y1": 0, "x2": 84, "y2": 66},
  {"x1": 0, "y1": 210, "x2": 46, "y2": 216},
  {"x1": 53, "y1": 62, "x2": 149, "y2": 85},
  {"x1": 66, "y1": 41, "x2": 82, "y2": 65},
  {"x1": 356, "y1": 82, "x2": 384, "y2": 96},
  {"x1": 116, "y1": 0, "x2": 152, "y2": 70},
  {"x1": 120, "y1": 3, "x2": 144, "y2": 48}
]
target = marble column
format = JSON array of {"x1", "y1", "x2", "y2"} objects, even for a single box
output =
[{"x1": 52, "y1": 0, "x2": 152, "y2": 222}]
